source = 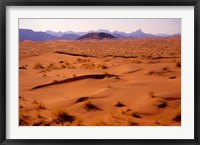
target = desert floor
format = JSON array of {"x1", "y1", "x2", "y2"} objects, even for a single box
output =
[{"x1": 19, "y1": 37, "x2": 181, "y2": 126}]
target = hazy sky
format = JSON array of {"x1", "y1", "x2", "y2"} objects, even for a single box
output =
[{"x1": 19, "y1": 19, "x2": 181, "y2": 34}]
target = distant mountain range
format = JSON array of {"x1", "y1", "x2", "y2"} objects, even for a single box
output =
[
  {"x1": 19, "y1": 29, "x2": 80, "y2": 41},
  {"x1": 19, "y1": 29, "x2": 181, "y2": 41}
]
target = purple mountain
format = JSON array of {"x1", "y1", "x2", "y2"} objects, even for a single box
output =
[
  {"x1": 19, "y1": 29, "x2": 80, "y2": 41},
  {"x1": 19, "y1": 29, "x2": 59, "y2": 41},
  {"x1": 128, "y1": 29, "x2": 156, "y2": 38},
  {"x1": 77, "y1": 32, "x2": 116, "y2": 40}
]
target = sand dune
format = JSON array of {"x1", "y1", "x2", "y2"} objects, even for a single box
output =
[{"x1": 19, "y1": 37, "x2": 181, "y2": 126}]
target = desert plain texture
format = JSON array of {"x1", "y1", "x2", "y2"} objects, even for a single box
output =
[{"x1": 19, "y1": 36, "x2": 181, "y2": 126}]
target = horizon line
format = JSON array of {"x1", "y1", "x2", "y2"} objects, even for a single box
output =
[{"x1": 19, "y1": 28, "x2": 181, "y2": 35}]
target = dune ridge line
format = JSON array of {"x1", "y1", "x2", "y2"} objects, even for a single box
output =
[
  {"x1": 55, "y1": 51, "x2": 141, "y2": 58},
  {"x1": 32, "y1": 73, "x2": 118, "y2": 90},
  {"x1": 55, "y1": 51, "x2": 96, "y2": 58}
]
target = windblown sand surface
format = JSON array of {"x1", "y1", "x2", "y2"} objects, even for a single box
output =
[{"x1": 19, "y1": 37, "x2": 181, "y2": 126}]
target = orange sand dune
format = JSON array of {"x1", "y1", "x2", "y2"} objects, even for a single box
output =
[{"x1": 19, "y1": 37, "x2": 181, "y2": 126}]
